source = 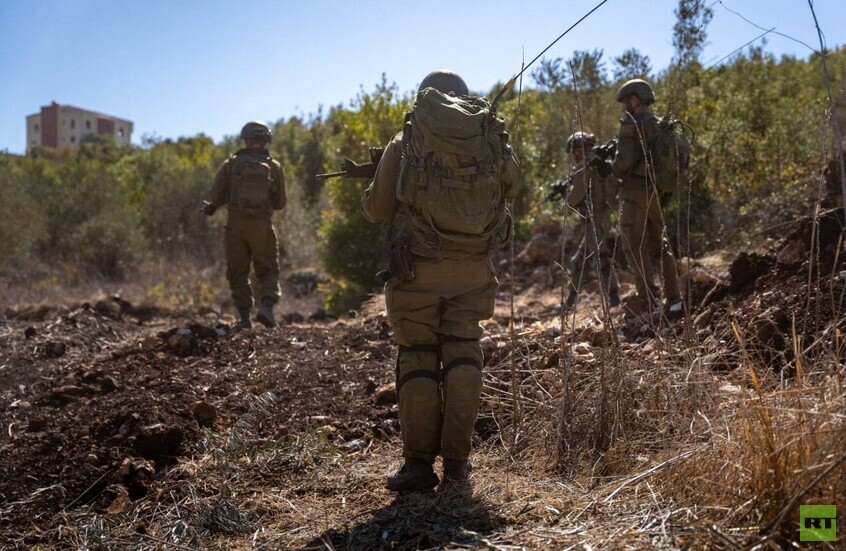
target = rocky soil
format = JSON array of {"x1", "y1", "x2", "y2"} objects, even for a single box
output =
[{"x1": 0, "y1": 209, "x2": 842, "y2": 549}]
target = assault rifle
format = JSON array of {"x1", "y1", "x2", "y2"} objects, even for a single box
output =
[
  {"x1": 544, "y1": 138, "x2": 617, "y2": 203},
  {"x1": 316, "y1": 147, "x2": 385, "y2": 180}
]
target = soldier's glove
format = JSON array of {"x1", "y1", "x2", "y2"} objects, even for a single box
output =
[
  {"x1": 545, "y1": 178, "x2": 571, "y2": 202},
  {"x1": 592, "y1": 139, "x2": 618, "y2": 161},
  {"x1": 341, "y1": 158, "x2": 377, "y2": 179},
  {"x1": 200, "y1": 201, "x2": 217, "y2": 216},
  {"x1": 589, "y1": 157, "x2": 614, "y2": 178}
]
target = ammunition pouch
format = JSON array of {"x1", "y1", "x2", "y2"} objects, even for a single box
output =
[{"x1": 388, "y1": 233, "x2": 416, "y2": 283}]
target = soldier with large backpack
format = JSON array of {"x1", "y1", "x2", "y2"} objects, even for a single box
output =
[
  {"x1": 203, "y1": 121, "x2": 286, "y2": 330},
  {"x1": 612, "y1": 79, "x2": 685, "y2": 318},
  {"x1": 362, "y1": 70, "x2": 523, "y2": 491}
]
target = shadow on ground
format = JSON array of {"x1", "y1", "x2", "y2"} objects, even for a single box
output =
[{"x1": 304, "y1": 482, "x2": 505, "y2": 550}]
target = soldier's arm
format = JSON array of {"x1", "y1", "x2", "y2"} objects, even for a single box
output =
[
  {"x1": 361, "y1": 133, "x2": 403, "y2": 223},
  {"x1": 611, "y1": 120, "x2": 640, "y2": 178},
  {"x1": 272, "y1": 161, "x2": 287, "y2": 210},
  {"x1": 501, "y1": 144, "x2": 523, "y2": 201},
  {"x1": 209, "y1": 158, "x2": 231, "y2": 207},
  {"x1": 566, "y1": 172, "x2": 586, "y2": 208}
]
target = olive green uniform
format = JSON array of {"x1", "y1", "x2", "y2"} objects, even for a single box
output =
[
  {"x1": 362, "y1": 132, "x2": 523, "y2": 463},
  {"x1": 612, "y1": 112, "x2": 680, "y2": 303},
  {"x1": 565, "y1": 160, "x2": 619, "y2": 296},
  {"x1": 209, "y1": 148, "x2": 286, "y2": 310}
]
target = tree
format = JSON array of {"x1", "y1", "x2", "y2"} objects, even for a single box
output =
[
  {"x1": 531, "y1": 58, "x2": 567, "y2": 92},
  {"x1": 613, "y1": 48, "x2": 652, "y2": 81},
  {"x1": 672, "y1": 0, "x2": 713, "y2": 69}
]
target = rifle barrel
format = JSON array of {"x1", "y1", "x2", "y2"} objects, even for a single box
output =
[{"x1": 316, "y1": 171, "x2": 346, "y2": 181}]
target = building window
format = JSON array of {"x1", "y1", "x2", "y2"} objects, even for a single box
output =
[
  {"x1": 32, "y1": 140, "x2": 37, "y2": 147},
  {"x1": 70, "y1": 136, "x2": 76, "y2": 143},
  {"x1": 70, "y1": 119, "x2": 76, "y2": 129},
  {"x1": 86, "y1": 120, "x2": 91, "y2": 130},
  {"x1": 34, "y1": 123, "x2": 39, "y2": 131},
  {"x1": 118, "y1": 128, "x2": 125, "y2": 138}
]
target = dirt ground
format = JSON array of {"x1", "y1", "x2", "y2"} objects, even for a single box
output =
[{"x1": 0, "y1": 209, "x2": 843, "y2": 549}]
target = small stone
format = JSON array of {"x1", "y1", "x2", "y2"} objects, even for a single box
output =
[
  {"x1": 694, "y1": 309, "x2": 714, "y2": 329},
  {"x1": 133, "y1": 424, "x2": 184, "y2": 458},
  {"x1": 573, "y1": 342, "x2": 592, "y2": 355},
  {"x1": 344, "y1": 439, "x2": 367, "y2": 451},
  {"x1": 100, "y1": 375, "x2": 119, "y2": 392},
  {"x1": 26, "y1": 417, "x2": 48, "y2": 433},
  {"x1": 191, "y1": 401, "x2": 217, "y2": 427},
  {"x1": 141, "y1": 336, "x2": 160, "y2": 349},
  {"x1": 84, "y1": 453, "x2": 100, "y2": 466},
  {"x1": 106, "y1": 486, "x2": 131, "y2": 515},
  {"x1": 44, "y1": 341, "x2": 66, "y2": 358},
  {"x1": 373, "y1": 382, "x2": 398, "y2": 406}
]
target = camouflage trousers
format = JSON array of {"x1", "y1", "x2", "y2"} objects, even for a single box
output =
[
  {"x1": 569, "y1": 212, "x2": 619, "y2": 297},
  {"x1": 385, "y1": 257, "x2": 497, "y2": 464},
  {"x1": 619, "y1": 192, "x2": 680, "y2": 302},
  {"x1": 224, "y1": 213, "x2": 280, "y2": 310}
]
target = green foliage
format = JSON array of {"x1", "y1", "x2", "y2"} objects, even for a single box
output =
[
  {"x1": 0, "y1": 167, "x2": 45, "y2": 276},
  {"x1": 2, "y1": 28, "x2": 843, "y2": 293},
  {"x1": 318, "y1": 77, "x2": 411, "y2": 292}
]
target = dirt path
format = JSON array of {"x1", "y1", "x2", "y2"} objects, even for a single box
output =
[{"x1": 0, "y1": 210, "x2": 843, "y2": 548}]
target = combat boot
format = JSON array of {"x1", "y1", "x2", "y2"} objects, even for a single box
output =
[
  {"x1": 255, "y1": 298, "x2": 277, "y2": 328},
  {"x1": 609, "y1": 290, "x2": 621, "y2": 307},
  {"x1": 233, "y1": 308, "x2": 252, "y2": 331},
  {"x1": 386, "y1": 458, "x2": 439, "y2": 492},
  {"x1": 442, "y1": 459, "x2": 472, "y2": 483},
  {"x1": 557, "y1": 290, "x2": 577, "y2": 314},
  {"x1": 664, "y1": 298, "x2": 685, "y2": 321}
]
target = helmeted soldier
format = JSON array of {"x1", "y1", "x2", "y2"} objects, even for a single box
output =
[
  {"x1": 562, "y1": 131, "x2": 620, "y2": 310},
  {"x1": 204, "y1": 121, "x2": 286, "y2": 330},
  {"x1": 362, "y1": 70, "x2": 523, "y2": 490},
  {"x1": 612, "y1": 79, "x2": 682, "y2": 317}
]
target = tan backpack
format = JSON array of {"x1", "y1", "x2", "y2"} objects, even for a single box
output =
[
  {"x1": 396, "y1": 88, "x2": 511, "y2": 256},
  {"x1": 229, "y1": 149, "x2": 275, "y2": 213}
]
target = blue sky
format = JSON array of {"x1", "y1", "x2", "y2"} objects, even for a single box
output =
[{"x1": 1, "y1": 0, "x2": 843, "y2": 154}]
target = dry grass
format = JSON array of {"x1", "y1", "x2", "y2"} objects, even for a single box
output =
[
  {"x1": 34, "y1": 306, "x2": 842, "y2": 549},
  {"x1": 9, "y1": 232, "x2": 845, "y2": 548}
]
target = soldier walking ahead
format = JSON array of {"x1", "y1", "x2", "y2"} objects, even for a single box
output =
[
  {"x1": 362, "y1": 71, "x2": 523, "y2": 491},
  {"x1": 612, "y1": 79, "x2": 683, "y2": 317},
  {"x1": 203, "y1": 121, "x2": 286, "y2": 330}
]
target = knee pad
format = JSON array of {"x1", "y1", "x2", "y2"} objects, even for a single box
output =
[{"x1": 395, "y1": 344, "x2": 440, "y2": 392}]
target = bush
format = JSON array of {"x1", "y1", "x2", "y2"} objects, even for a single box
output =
[
  {"x1": 0, "y1": 167, "x2": 46, "y2": 276},
  {"x1": 70, "y1": 208, "x2": 147, "y2": 278}
]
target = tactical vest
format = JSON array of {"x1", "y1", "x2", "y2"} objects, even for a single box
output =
[
  {"x1": 394, "y1": 88, "x2": 512, "y2": 259},
  {"x1": 228, "y1": 149, "x2": 275, "y2": 214}
]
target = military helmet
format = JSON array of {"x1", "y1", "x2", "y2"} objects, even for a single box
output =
[
  {"x1": 566, "y1": 131, "x2": 597, "y2": 153},
  {"x1": 240, "y1": 121, "x2": 272, "y2": 143},
  {"x1": 615, "y1": 79, "x2": 655, "y2": 104},
  {"x1": 418, "y1": 70, "x2": 469, "y2": 96}
]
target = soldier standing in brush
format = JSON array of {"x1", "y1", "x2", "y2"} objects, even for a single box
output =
[
  {"x1": 203, "y1": 121, "x2": 286, "y2": 330},
  {"x1": 362, "y1": 70, "x2": 523, "y2": 491},
  {"x1": 612, "y1": 79, "x2": 683, "y2": 317},
  {"x1": 560, "y1": 131, "x2": 620, "y2": 311}
]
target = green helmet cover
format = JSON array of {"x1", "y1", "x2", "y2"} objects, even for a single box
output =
[
  {"x1": 566, "y1": 131, "x2": 597, "y2": 152},
  {"x1": 240, "y1": 121, "x2": 272, "y2": 143},
  {"x1": 418, "y1": 70, "x2": 469, "y2": 96},
  {"x1": 615, "y1": 79, "x2": 655, "y2": 104}
]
